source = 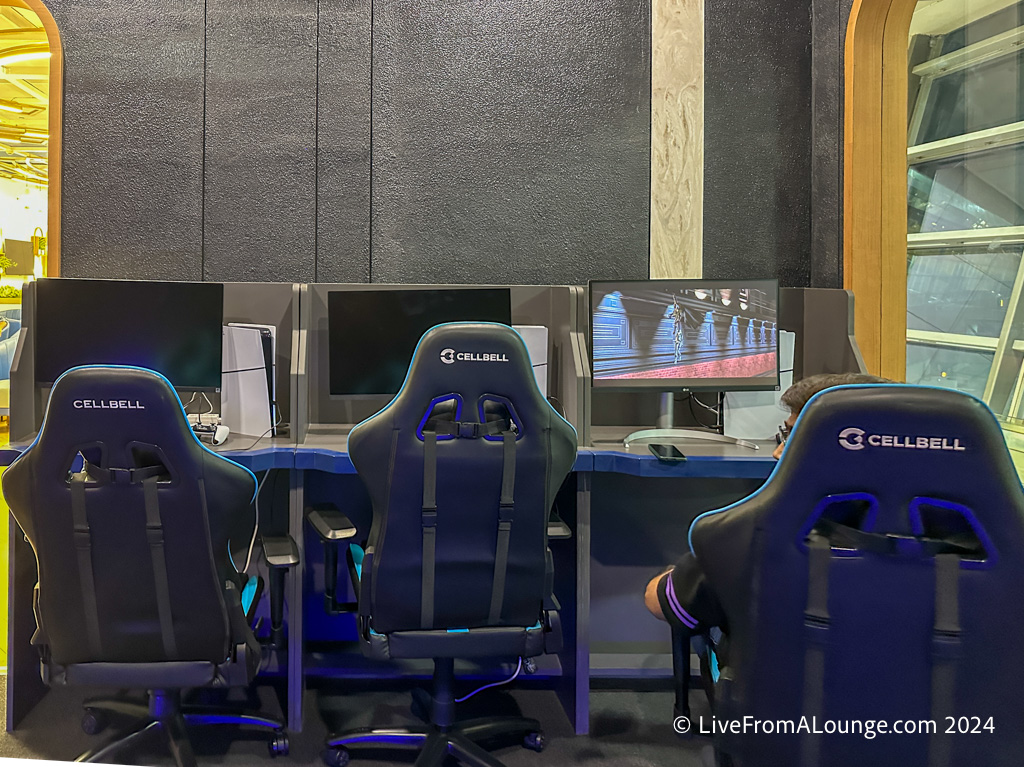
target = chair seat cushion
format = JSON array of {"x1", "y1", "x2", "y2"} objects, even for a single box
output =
[
  {"x1": 365, "y1": 624, "x2": 546, "y2": 660},
  {"x1": 48, "y1": 661, "x2": 219, "y2": 689}
]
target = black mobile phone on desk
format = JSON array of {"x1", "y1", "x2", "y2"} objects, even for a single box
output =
[{"x1": 649, "y1": 443, "x2": 686, "y2": 462}]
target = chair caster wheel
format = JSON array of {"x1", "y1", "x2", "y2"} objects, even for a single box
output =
[
  {"x1": 523, "y1": 732, "x2": 546, "y2": 752},
  {"x1": 322, "y1": 746, "x2": 351, "y2": 767},
  {"x1": 268, "y1": 733, "x2": 289, "y2": 757},
  {"x1": 81, "y1": 709, "x2": 108, "y2": 736}
]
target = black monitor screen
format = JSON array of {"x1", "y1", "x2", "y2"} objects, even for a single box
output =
[
  {"x1": 328, "y1": 288, "x2": 512, "y2": 396},
  {"x1": 590, "y1": 279, "x2": 779, "y2": 391},
  {"x1": 34, "y1": 278, "x2": 224, "y2": 390}
]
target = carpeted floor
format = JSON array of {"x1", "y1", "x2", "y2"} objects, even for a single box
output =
[{"x1": 0, "y1": 675, "x2": 716, "y2": 766}]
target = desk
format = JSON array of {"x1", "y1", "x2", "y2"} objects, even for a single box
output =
[
  {"x1": 580, "y1": 432, "x2": 776, "y2": 692},
  {"x1": 3, "y1": 430, "x2": 779, "y2": 737}
]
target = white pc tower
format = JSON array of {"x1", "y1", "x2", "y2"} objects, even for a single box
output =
[
  {"x1": 512, "y1": 325, "x2": 549, "y2": 398},
  {"x1": 723, "y1": 329, "x2": 796, "y2": 441},
  {"x1": 221, "y1": 323, "x2": 277, "y2": 438}
]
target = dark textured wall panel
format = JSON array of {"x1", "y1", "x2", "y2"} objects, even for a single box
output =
[
  {"x1": 203, "y1": 0, "x2": 318, "y2": 282},
  {"x1": 370, "y1": 0, "x2": 651, "y2": 285},
  {"x1": 316, "y1": 0, "x2": 372, "y2": 283},
  {"x1": 810, "y1": 0, "x2": 853, "y2": 288},
  {"x1": 703, "y1": 0, "x2": 813, "y2": 287},
  {"x1": 51, "y1": 0, "x2": 205, "y2": 280}
]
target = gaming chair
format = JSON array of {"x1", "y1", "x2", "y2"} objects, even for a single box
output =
[
  {"x1": 683, "y1": 384, "x2": 1024, "y2": 766},
  {"x1": 2, "y1": 366, "x2": 289, "y2": 766},
  {"x1": 313, "y1": 323, "x2": 577, "y2": 767}
]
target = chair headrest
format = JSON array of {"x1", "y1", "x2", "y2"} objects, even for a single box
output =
[
  {"x1": 388, "y1": 322, "x2": 550, "y2": 424},
  {"x1": 784, "y1": 384, "x2": 1001, "y2": 474},
  {"x1": 34, "y1": 366, "x2": 203, "y2": 468},
  {"x1": 751, "y1": 384, "x2": 1024, "y2": 549}
]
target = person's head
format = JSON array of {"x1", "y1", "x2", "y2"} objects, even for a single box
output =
[{"x1": 772, "y1": 372, "x2": 893, "y2": 459}]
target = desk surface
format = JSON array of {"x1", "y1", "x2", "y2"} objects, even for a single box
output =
[
  {"x1": 585, "y1": 426, "x2": 778, "y2": 478},
  {"x1": 0, "y1": 426, "x2": 780, "y2": 480},
  {"x1": 294, "y1": 424, "x2": 779, "y2": 478}
]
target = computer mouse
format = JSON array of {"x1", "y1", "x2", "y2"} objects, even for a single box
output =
[{"x1": 212, "y1": 424, "x2": 230, "y2": 446}]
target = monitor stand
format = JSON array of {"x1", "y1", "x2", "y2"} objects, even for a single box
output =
[{"x1": 623, "y1": 392, "x2": 760, "y2": 451}]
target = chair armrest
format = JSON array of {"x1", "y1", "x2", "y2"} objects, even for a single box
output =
[
  {"x1": 305, "y1": 505, "x2": 357, "y2": 541},
  {"x1": 305, "y1": 505, "x2": 359, "y2": 615},
  {"x1": 261, "y1": 534, "x2": 300, "y2": 568},
  {"x1": 547, "y1": 517, "x2": 572, "y2": 540},
  {"x1": 259, "y1": 535, "x2": 299, "y2": 649}
]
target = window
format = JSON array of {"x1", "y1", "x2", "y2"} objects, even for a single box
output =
[
  {"x1": 903, "y1": 0, "x2": 1024, "y2": 416},
  {"x1": 0, "y1": 0, "x2": 60, "y2": 290}
]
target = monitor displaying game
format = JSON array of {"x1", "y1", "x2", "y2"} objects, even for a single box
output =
[
  {"x1": 328, "y1": 287, "x2": 513, "y2": 396},
  {"x1": 590, "y1": 279, "x2": 779, "y2": 391},
  {"x1": 34, "y1": 278, "x2": 225, "y2": 391}
]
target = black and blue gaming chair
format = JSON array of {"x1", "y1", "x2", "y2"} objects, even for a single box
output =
[
  {"x1": 682, "y1": 384, "x2": 1024, "y2": 767},
  {"x1": 2, "y1": 366, "x2": 289, "y2": 766},
  {"x1": 315, "y1": 323, "x2": 577, "y2": 767}
]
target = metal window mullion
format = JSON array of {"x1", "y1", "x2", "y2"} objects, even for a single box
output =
[
  {"x1": 982, "y1": 247, "x2": 1024, "y2": 413},
  {"x1": 909, "y1": 120, "x2": 1024, "y2": 164},
  {"x1": 909, "y1": 227, "x2": 1024, "y2": 249},
  {"x1": 912, "y1": 24, "x2": 1024, "y2": 79}
]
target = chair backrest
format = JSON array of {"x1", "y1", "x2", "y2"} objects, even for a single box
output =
[
  {"x1": 2, "y1": 366, "x2": 256, "y2": 667},
  {"x1": 690, "y1": 384, "x2": 1024, "y2": 765},
  {"x1": 349, "y1": 323, "x2": 577, "y2": 634}
]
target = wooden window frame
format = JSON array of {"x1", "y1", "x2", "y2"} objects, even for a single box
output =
[{"x1": 844, "y1": 0, "x2": 918, "y2": 380}]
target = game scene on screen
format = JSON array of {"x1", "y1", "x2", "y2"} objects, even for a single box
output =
[{"x1": 592, "y1": 284, "x2": 778, "y2": 384}]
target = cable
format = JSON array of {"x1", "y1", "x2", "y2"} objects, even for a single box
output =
[
  {"x1": 200, "y1": 391, "x2": 215, "y2": 414},
  {"x1": 455, "y1": 658, "x2": 523, "y2": 703},
  {"x1": 225, "y1": 403, "x2": 283, "y2": 453},
  {"x1": 687, "y1": 394, "x2": 716, "y2": 429},
  {"x1": 242, "y1": 469, "x2": 272, "y2": 574},
  {"x1": 692, "y1": 394, "x2": 720, "y2": 414}
]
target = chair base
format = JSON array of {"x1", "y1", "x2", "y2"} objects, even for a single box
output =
[
  {"x1": 323, "y1": 716, "x2": 545, "y2": 767},
  {"x1": 76, "y1": 690, "x2": 288, "y2": 767}
]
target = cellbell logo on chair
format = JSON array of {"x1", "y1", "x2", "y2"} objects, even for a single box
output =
[
  {"x1": 837, "y1": 427, "x2": 965, "y2": 452},
  {"x1": 72, "y1": 399, "x2": 146, "y2": 410},
  {"x1": 439, "y1": 348, "x2": 509, "y2": 365}
]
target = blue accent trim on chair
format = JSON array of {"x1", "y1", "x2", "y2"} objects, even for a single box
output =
[
  {"x1": 908, "y1": 496, "x2": 997, "y2": 570},
  {"x1": 415, "y1": 393, "x2": 464, "y2": 442},
  {"x1": 798, "y1": 492, "x2": 879, "y2": 556},
  {"x1": 350, "y1": 543, "x2": 365, "y2": 581},
  {"x1": 241, "y1": 576, "x2": 259, "y2": 614},
  {"x1": 477, "y1": 394, "x2": 525, "y2": 441}
]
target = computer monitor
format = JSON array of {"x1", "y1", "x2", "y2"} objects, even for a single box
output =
[
  {"x1": 34, "y1": 278, "x2": 224, "y2": 391},
  {"x1": 590, "y1": 279, "x2": 779, "y2": 391},
  {"x1": 328, "y1": 287, "x2": 513, "y2": 396}
]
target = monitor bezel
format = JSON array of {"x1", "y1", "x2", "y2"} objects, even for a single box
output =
[
  {"x1": 588, "y1": 278, "x2": 781, "y2": 392},
  {"x1": 32, "y1": 277, "x2": 225, "y2": 392}
]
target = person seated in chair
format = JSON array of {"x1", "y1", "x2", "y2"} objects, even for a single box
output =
[{"x1": 643, "y1": 372, "x2": 893, "y2": 649}]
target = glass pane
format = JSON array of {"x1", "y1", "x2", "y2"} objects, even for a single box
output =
[
  {"x1": 908, "y1": 147, "x2": 1024, "y2": 234},
  {"x1": 918, "y1": 49, "x2": 1024, "y2": 144},
  {"x1": 907, "y1": 249, "x2": 1020, "y2": 335},
  {"x1": 906, "y1": 343, "x2": 994, "y2": 398},
  {"x1": 907, "y1": 0, "x2": 1024, "y2": 415}
]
